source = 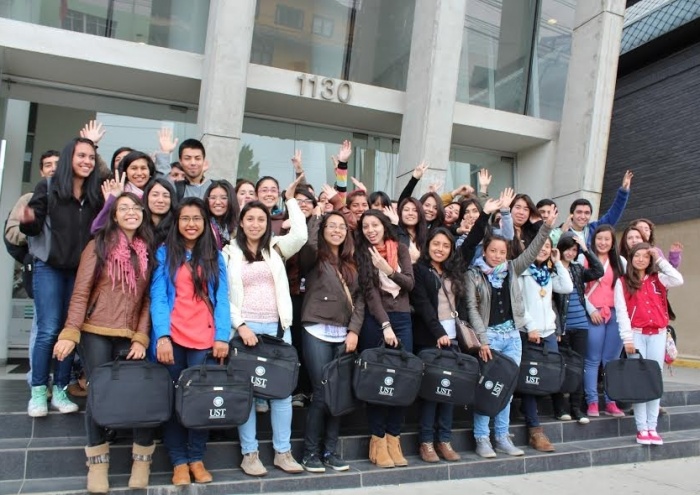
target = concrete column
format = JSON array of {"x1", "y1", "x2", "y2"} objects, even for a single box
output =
[
  {"x1": 396, "y1": 0, "x2": 467, "y2": 196},
  {"x1": 552, "y1": 0, "x2": 626, "y2": 211},
  {"x1": 197, "y1": 0, "x2": 256, "y2": 183}
]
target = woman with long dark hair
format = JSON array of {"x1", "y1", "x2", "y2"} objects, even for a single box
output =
[
  {"x1": 419, "y1": 192, "x2": 445, "y2": 229},
  {"x1": 54, "y1": 192, "x2": 155, "y2": 493},
  {"x1": 204, "y1": 179, "x2": 239, "y2": 248},
  {"x1": 150, "y1": 197, "x2": 230, "y2": 486},
  {"x1": 297, "y1": 211, "x2": 364, "y2": 473},
  {"x1": 410, "y1": 227, "x2": 466, "y2": 463},
  {"x1": 396, "y1": 197, "x2": 428, "y2": 263},
  {"x1": 509, "y1": 193, "x2": 542, "y2": 258},
  {"x1": 355, "y1": 209, "x2": 415, "y2": 468},
  {"x1": 20, "y1": 137, "x2": 104, "y2": 418},
  {"x1": 143, "y1": 178, "x2": 177, "y2": 247}
]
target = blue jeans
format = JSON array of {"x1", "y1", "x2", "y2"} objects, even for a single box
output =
[
  {"x1": 31, "y1": 260, "x2": 76, "y2": 388},
  {"x1": 26, "y1": 313, "x2": 38, "y2": 386},
  {"x1": 358, "y1": 311, "x2": 413, "y2": 437},
  {"x1": 473, "y1": 330, "x2": 522, "y2": 439},
  {"x1": 520, "y1": 333, "x2": 558, "y2": 427},
  {"x1": 237, "y1": 321, "x2": 293, "y2": 454},
  {"x1": 418, "y1": 342, "x2": 457, "y2": 443},
  {"x1": 585, "y1": 309, "x2": 622, "y2": 405},
  {"x1": 163, "y1": 343, "x2": 211, "y2": 466},
  {"x1": 302, "y1": 330, "x2": 345, "y2": 455}
]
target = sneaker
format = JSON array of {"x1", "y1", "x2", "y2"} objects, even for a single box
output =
[
  {"x1": 555, "y1": 411, "x2": 572, "y2": 421},
  {"x1": 27, "y1": 386, "x2": 48, "y2": 417},
  {"x1": 291, "y1": 393, "x2": 307, "y2": 408},
  {"x1": 604, "y1": 402, "x2": 625, "y2": 418},
  {"x1": 301, "y1": 453, "x2": 325, "y2": 473},
  {"x1": 419, "y1": 442, "x2": 439, "y2": 463},
  {"x1": 255, "y1": 398, "x2": 269, "y2": 414},
  {"x1": 647, "y1": 430, "x2": 663, "y2": 445},
  {"x1": 494, "y1": 435, "x2": 524, "y2": 456},
  {"x1": 274, "y1": 451, "x2": 303, "y2": 474},
  {"x1": 587, "y1": 403, "x2": 600, "y2": 417},
  {"x1": 636, "y1": 430, "x2": 651, "y2": 445},
  {"x1": 322, "y1": 452, "x2": 349, "y2": 471},
  {"x1": 50, "y1": 386, "x2": 78, "y2": 414},
  {"x1": 475, "y1": 437, "x2": 497, "y2": 458},
  {"x1": 241, "y1": 452, "x2": 267, "y2": 477},
  {"x1": 571, "y1": 408, "x2": 590, "y2": 425}
]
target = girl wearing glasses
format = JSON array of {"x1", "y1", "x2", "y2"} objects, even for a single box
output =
[{"x1": 204, "y1": 179, "x2": 239, "y2": 248}]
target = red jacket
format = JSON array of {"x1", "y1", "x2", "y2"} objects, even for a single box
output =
[{"x1": 622, "y1": 274, "x2": 669, "y2": 333}]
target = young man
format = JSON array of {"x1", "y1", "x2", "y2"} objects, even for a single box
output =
[
  {"x1": 168, "y1": 161, "x2": 186, "y2": 182},
  {"x1": 155, "y1": 128, "x2": 211, "y2": 200}
]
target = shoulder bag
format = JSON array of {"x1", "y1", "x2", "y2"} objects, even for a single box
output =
[
  {"x1": 322, "y1": 344, "x2": 361, "y2": 416},
  {"x1": 440, "y1": 277, "x2": 480, "y2": 353},
  {"x1": 604, "y1": 353, "x2": 663, "y2": 403},
  {"x1": 515, "y1": 343, "x2": 565, "y2": 396},
  {"x1": 472, "y1": 349, "x2": 519, "y2": 417},
  {"x1": 418, "y1": 346, "x2": 479, "y2": 405}
]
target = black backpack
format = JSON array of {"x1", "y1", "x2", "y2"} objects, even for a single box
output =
[{"x1": 3, "y1": 216, "x2": 28, "y2": 263}]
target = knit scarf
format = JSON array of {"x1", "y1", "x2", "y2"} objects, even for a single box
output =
[
  {"x1": 376, "y1": 239, "x2": 401, "y2": 298},
  {"x1": 528, "y1": 263, "x2": 551, "y2": 288},
  {"x1": 125, "y1": 182, "x2": 144, "y2": 199},
  {"x1": 473, "y1": 256, "x2": 508, "y2": 289},
  {"x1": 107, "y1": 231, "x2": 149, "y2": 294}
]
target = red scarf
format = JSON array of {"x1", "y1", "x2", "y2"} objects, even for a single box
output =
[
  {"x1": 376, "y1": 239, "x2": 399, "y2": 270},
  {"x1": 107, "y1": 231, "x2": 149, "y2": 294}
]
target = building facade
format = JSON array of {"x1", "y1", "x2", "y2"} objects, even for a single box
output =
[{"x1": 0, "y1": 0, "x2": 626, "y2": 362}]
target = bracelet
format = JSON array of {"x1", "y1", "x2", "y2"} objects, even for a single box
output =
[
  {"x1": 157, "y1": 337, "x2": 171, "y2": 347},
  {"x1": 381, "y1": 323, "x2": 392, "y2": 330}
]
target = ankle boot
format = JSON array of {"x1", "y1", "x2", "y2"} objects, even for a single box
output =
[
  {"x1": 369, "y1": 435, "x2": 394, "y2": 468},
  {"x1": 128, "y1": 443, "x2": 156, "y2": 489},
  {"x1": 386, "y1": 434, "x2": 408, "y2": 467},
  {"x1": 528, "y1": 426, "x2": 555, "y2": 452},
  {"x1": 85, "y1": 444, "x2": 110, "y2": 494}
]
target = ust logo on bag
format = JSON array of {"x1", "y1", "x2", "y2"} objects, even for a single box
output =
[
  {"x1": 209, "y1": 396, "x2": 226, "y2": 419},
  {"x1": 252, "y1": 366, "x2": 268, "y2": 388},
  {"x1": 379, "y1": 376, "x2": 394, "y2": 396},
  {"x1": 436, "y1": 378, "x2": 452, "y2": 397},
  {"x1": 485, "y1": 380, "x2": 504, "y2": 397},
  {"x1": 526, "y1": 366, "x2": 540, "y2": 385}
]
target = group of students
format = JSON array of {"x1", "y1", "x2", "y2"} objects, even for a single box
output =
[{"x1": 7, "y1": 122, "x2": 684, "y2": 493}]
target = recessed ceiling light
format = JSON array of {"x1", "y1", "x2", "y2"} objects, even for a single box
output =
[{"x1": 547, "y1": 18, "x2": 558, "y2": 25}]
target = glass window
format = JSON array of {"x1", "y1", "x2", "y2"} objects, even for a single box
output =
[
  {"x1": 251, "y1": 0, "x2": 415, "y2": 91},
  {"x1": 445, "y1": 147, "x2": 515, "y2": 198},
  {"x1": 0, "y1": 0, "x2": 210, "y2": 53},
  {"x1": 457, "y1": 0, "x2": 538, "y2": 113}
]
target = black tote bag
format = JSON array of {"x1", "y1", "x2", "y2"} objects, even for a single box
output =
[
  {"x1": 472, "y1": 349, "x2": 519, "y2": 417},
  {"x1": 515, "y1": 343, "x2": 565, "y2": 396},
  {"x1": 229, "y1": 334, "x2": 300, "y2": 399},
  {"x1": 89, "y1": 357, "x2": 173, "y2": 429},
  {"x1": 322, "y1": 346, "x2": 362, "y2": 416},
  {"x1": 418, "y1": 347, "x2": 479, "y2": 405},
  {"x1": 559, "y1": 346, "x2": 584, "y2": 394},
  {"x1": 175, "y1": 360, "x2": 253, "y2": 429},
  {"x1": 604, "y1": 354, "x2": 663, "y2": 403},
  {"x1": 353, "y1": 343, "x2": 424, "y2": 407}
]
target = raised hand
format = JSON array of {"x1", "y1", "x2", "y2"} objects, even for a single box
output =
[
  {"x1": 337, "y1": 140, "x2": 352, "y2": 163},
  {"x1": 80, "y1": 120, "x2": 105, "y2": 144},
  {"x1": 285, "y1": 174, "x2": 305, "y2": 200},
  {"x1": 544, "y1": 206, "x2": 559, "y2": 227},
  {"x1": 551, "y1": 248, "x2": 561, "y2": 264},
  {"x1": 669, "y1": 242, "x2": 684, "y2": 253},
  {"x1": 499, "y1": 187, "x2": 515, "y2": 210},
  {"x1": 383, "y1": 205, "x2": 399, "y2": 225},
  {"x1": 369, "y1": 246, "x2": 393, "y2": 275},
  {"x1": 478, "y1": 168, "x2": 492, "y2": 192},
  {"x1": 158, "y1": 127, "x2": 179, "y2": 154},
  {"x1": 483, "y1": 197, "x2": 500, "y2": 215},
  {"x1": 321, "y1": 183, "x2": 337, "y2": 201},
  {"x1": 428, "y1": 181, "x2": 443, "y2": 193},
  {"x1": 351, "y1": 177, "x2": 367, "y2": 192},
  {"x1": 621, "y1": 170, "x2": 634, "y2": 191},
  {"x1": 412, "y1": 161, "x2": 429, "y2": 180},
  {"x1": 573, "y1": 234, "x2": 588, "y2": 252},
  {"x1": 452, "y1": 184, "x2": 475, "y2": 198},
  {"x1": 291, "y1": 150, "x2": 303, "y2": 174}
]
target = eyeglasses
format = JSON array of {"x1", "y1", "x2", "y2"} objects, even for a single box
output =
[
  {"x1": 325, "y1": 223, "x2": 347, "y2": 231},
  {"x1": 258, "y1": 188, "x2": 278, "y2": 194},
  {"x1": 179, "y1": 216, "x2": 204, "y2": 224},
  {"x1": 296, "y1": 199, "x2": 314, "y2": 205},
  {"x1": 208, "y1": 195, "x2": 228, "y2": 202},
  {"x1": 117, "y1": 205, "x2": 144, "y2": 214}
]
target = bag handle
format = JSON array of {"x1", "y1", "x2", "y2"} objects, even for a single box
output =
[{"x1": 110, "y1": 352, "x2": 151, "y2": 381}]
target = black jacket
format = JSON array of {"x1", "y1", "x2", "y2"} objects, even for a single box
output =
[{"x1": 553, "y1": 251, "x2": 605, "y2": 330}]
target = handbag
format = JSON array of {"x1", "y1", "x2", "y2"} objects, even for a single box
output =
[
  {"x1": 418, "y1": 347, "x2": 479, "y2": 405},
  {"x1": 559, "y1": 345, "x2": 584, "y2": 394},
  {"x1": 516, "y1": 343, "x2": 565, "y2": 396},
  {"x1": 229, "y1": 334, "x2": 300, "y2": 399},
  {"x1": 353, "y1": 342, "x2": 424, "y2": 407},
  {"x1": 88, "y1": 356, "x2": 173, "y2": 429},
  {"x1": 440, "y1": 277, "x2": 480, "y2": 353},
  {"x1": 322, "y1": 345, "x2": 362, "y2": 416},
  {"x1": 175, "y1": 357, "x2": 253, "y2": 429},
  {"x1": 472, "y1": 349, "x2": 519, "y2": 417},
  {"x1": 604, "y1": 353, "x2": 663, "y2": 403}
]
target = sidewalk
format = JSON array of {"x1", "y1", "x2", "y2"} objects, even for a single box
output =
[{"x1": 277, "y1": 458, "x2": 700, "y2": 495}]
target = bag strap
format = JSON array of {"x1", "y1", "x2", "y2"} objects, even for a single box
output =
[
  {"x1": 335, "y1": 268, "x2": 354, "y2": 311},
  {"x1": 585, "y1": 258, "x2": 609, "y2": 299},
  {"x1": 439, "y1": 274, "x2": 459, "y2": 319}
]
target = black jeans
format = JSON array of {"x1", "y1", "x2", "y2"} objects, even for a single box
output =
[
  {"x1": 552, "y1": 328, "x2": 588, "y2": 413},
  {"x1": 79, "y1": 332, "x2": 153, "y2": 447},
  {"x1": 291, "y1": 295, "x2": 312, "y2": 396},
  {"x1": 302, "y1": 329, "x2": 345, "y2": 456}
]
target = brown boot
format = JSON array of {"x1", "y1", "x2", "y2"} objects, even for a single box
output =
[
  {"x1": 419, "y1": 442, "x2": 439, "y2": 463},
  {"x1": 386, "y1": 434, "x2": 408, "y2": 467},
  {"x1": 435, "y1": 442, "x2": 461, "y2": 461},
  {"x1": 369, "y1": 435, "x2": 395, "y2": 468},
  {"x1": 528, "y1": 427, "x2": 555, "y2": 452},
  {"x1": 172, "y1": 463, "x2": 190, "y2": 485},
  {"x1": 85, "y1": 444, "x2": 109, "y2": 494},
  {"x1": 128, "y1": 443, "x2": 155, "y2": 489},
  {"x1": 189, "y1": 461, "x2": 213, "y2": 483}
]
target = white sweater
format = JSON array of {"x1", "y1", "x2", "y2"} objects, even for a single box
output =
[{"x1": 518, "y1": 261, "x2": 574, "y2": 338}]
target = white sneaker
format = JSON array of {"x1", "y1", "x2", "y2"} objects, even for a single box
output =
[
  {"x1": 28, "y1": 386, "x2": 48, "y2": 417},
  {"x1": 50, "y1": 386, "x2": 79, "y2": 413}
]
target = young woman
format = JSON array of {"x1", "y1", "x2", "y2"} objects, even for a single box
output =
[
  {"x1": 224, "y1": 176, "x2": 308, "y2": 477},
  {"x1": 53, "y1": 193, "x2": 154, "y2": 493},
  {"x1": 456, "y1": 190, "x2": 515, "y2": 262},
  {"x1": 443, "y1": 202, "x2": 461, "y2": 230},
  {"x1": 109, "y1": 146, "x2": 133, "y2": 177},
  {"x1": 355, "y1": 210, "x2": 415, "y2": 468},
  {"x1": 143, "y1": 178, "x2": 177, "y2": 247},
  {"x1": 20, "y1": 137, "x2": 105, "y2": 417},
  {"x1": 204, "y1": 179, "x2": 239, "y2": 248},
  {"x1": 347, "y1": 189, "x2": 370, "y2": 224},
  {"x1": 615, "y1": 243, "x2": 683, "y2": 445},
  {"x1": 297, "y1": 211, "x2": 364, "y2": 473},
  {"x1": 419, "y1": 192, "x2": 445, "y2": 229},
  {"x1": 236, "y1": 179, "x2": 256, "y2": 209},
  {"x1": 619, "y1": 224, "x2": 645, "y2": 261},
  {"x1": 583, "y1": 225, "x2": 627, "y2": 418},
  {"x1": 410, "y1": 227, "x2": 466, "y2": 464},
  {"x1": 509, "y1": 193, "x2": 542, "y2": 258},
  {"x1": 255, "y1": 176, "x2": 286, "y2": 234},
  {"x1": 630, "y1": 218, "x2": 683, "y2": 268},
  {"x1": 552, "y1": 233, "x2": 604, "y2": 423},
  {"x1": 317, "y1": 189, "x2": 334, "y2": 213},
  {"x1": 517, "y1": 237, "x2": 573, "y2": 451},
  {"x1": 150, "y1": 197, "x2": 230, "y2": 486},
  {"x1": 369, "y1": 191, "x2": 392, "y2": 210},
  {"x1": 395, "y1": 198, "x2": 428, "y2": 264},
  {"x1": 465, "y1": 208, "x2": 557, "y2": 458}
]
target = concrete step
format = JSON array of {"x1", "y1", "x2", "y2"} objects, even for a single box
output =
[{"x1": 2, "y1": 427, "x2": 699, "y2": 495}]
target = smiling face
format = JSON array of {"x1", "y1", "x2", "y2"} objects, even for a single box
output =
[
  {"x1": 147, "y1": 183, "x2": 171, "y2": 216},
  {"x1": 323, "y1": 214, "x2": 347, "y2": 248},
  {"x1": 483, "y1": 239, "x2": 508, "y2": 267},
  {"x1": 114, "y1": 196, "x2": 144, "y2": 236},
  {"x1": 178, "y1": 205, "x2": 205, "y2": 247},
  {"x1": 626, "y1": 229, "x2": 644, "y2": 250},
  {"x1": 594, "y1": 230, "x2": 613, "y2": 255},
  {"x1": 634, "y1": 221, "x2": 652, "y2": 242},
  {"x1": 40, "y1": 155, "x2": 59, "y2": 178},
  {"x1": 125, "y1": 158, "x2": 151, "y2": 189},
  {"x1": 401, "y1": 202, "x2": 419, "y2": 227},
  {"x1": 207, "y1": 186, "x2": 229, "y2": 218},
  {"x1": 535, "y1": 238, "x2": 553, "y2": 264},
  {"x1": 180, "y1": 147, "x2": 205, "y2": 182},
  {"x1": 444, "y1": 204, "x2": 460, "y2": 225},
  {"x1": 295, "y1": 194, "x2": 314, "y2": 218},
  {"x1": 422, "y1": 196, "x2": 438, "y2": 222},
  {"x1": 257, "y1": 179, "x2": 279, "y2": 210},
  {"x1": 71, "y1": 142, "x2": 96, "y2": 179},
  {"x1": 428, "y1": 233, "x2": 452, "y2": 266},
  {"x1": 572, "y1": 205, "x2": 592, "y2": 230},
  {"x1": 349, "y1": 195, "x2": 369, "y2": 221},
  {"x1": 241, "y1": 206, "x2": 268, "y2": 243},
  {"x1": 236, "y1": 183, "x2": 256, "y2": 208},
  {"x1": 632, "y1": 248, "x2": 651, "y2": 272},
  {"x1": 562, "y1": 245, "x2": 578, "y2": 262},
  {"x1": 511, "y1": 199, "x2": 530, "y2": 228},
  {"x1": 462, "y1": 203, "x2": 480, "y2": 230},
  {"x1": 362, "y1": 215, "x2": 386, "y2": 246}
]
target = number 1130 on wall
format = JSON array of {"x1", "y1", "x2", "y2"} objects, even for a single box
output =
[{"x1": 297, "y1": 74, "x2": 352, "y2": 103}]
